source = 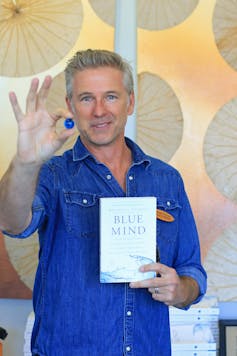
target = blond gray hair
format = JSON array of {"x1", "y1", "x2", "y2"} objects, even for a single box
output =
[{"x1": 65, "y1": 49, "x2": 134, "y2": 99}]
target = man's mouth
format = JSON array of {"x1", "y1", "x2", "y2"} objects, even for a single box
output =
[{"x1": 92, "y1": 121, "x2": 111, "y2": 129}]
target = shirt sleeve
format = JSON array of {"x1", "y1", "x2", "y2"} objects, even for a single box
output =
[
  {"x1": 3, "y1": 162, "x2": 54, "y2": 239},
  {"x1": 174, "y1": 175, "x2": 207, "y2": 309}
]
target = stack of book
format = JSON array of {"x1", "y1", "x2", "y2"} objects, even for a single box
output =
[
  {"x1": 23, "y1": 311, "x2": 35, "y2": 356},
  {"x1": 169, "y1": 304, "x2": 219, "y2": 356}
]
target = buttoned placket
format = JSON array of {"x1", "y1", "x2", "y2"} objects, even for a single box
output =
[
  {"x1": 126, "y1": 171, "x2": 136, "y2": 197},
  {"x1": 123, "y1": 283, "x2": 135, "y2": 355},
  {"x1": 84, "y1": 158, "x2": 141, "y2": 355},
  {"x1": 94, "y1": 163, "x2": 126, "y2": 196},
  {"x1": 123, "y1": 170, "x2": 136, "y2": 355}
]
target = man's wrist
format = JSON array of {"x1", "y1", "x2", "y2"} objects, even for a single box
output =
[
  {"x1": 174, "y1": 276, "x2": 199, "y2": 308},
  {"x1": 12, "y1": 155, "x2": 43, "y2": 171}
]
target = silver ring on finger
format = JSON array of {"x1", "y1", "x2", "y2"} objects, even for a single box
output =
[{"x1": 154, "y1": 287, "x2": 160, "y2": 294}]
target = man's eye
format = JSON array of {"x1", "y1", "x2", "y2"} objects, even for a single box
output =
[
  {"x1": 107, "y1": 95, "x2": 117, "y2": 101},
  {"x1": 81, "y1": 96, "x2": 93, "y2": 102}
]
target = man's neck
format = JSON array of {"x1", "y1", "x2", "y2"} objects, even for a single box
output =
[{"x1": 83, "y1": 139, "x2": 132, "y2": 191}]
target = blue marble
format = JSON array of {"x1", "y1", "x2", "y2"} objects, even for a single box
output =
[{"x1": 64, "y1": 118, "x2": 75, "y2": 129}]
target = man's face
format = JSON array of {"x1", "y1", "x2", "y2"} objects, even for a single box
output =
[{"x1": 66, "y1": 67, "x2": 134, "y2": 149}]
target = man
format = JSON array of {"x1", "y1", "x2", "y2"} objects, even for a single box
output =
[{"x1": 0, "y1": 49, "x2": 206, "y2": 356}]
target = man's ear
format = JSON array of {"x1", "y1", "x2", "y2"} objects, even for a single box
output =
[
  {"x1": 127, "y1": 91, "x2": 135, "y2": 115},
  {"x1": 65, "y1": 96, "x2": 74, "y2": 113}
]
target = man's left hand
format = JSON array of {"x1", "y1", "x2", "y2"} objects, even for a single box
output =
[{"x1": 129, "y1": 262, "x2": 199, "y2": 308}]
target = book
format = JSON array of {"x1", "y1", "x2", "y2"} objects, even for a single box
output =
[
  {"x1": 170, "y1": 323, "x2": 217, "y2": 344},
  {"x1": 172, "y1": 351, "x2": 216, "y2": 356},
  {"x1": 23, "y1": 311, "x2": 35, "y2": 356},
  {"x1": 172, "y1": 343, "x2": 216, "y2": 351},
  {"x1": 169, "y1": 307, "x2": 219, "y2": 345},
  {"x1": 169, "y1": 306, "x2": 220, "y2": 316},
  {"x1": 100, "y1": 197, "x2": 156, "y2": 283}
]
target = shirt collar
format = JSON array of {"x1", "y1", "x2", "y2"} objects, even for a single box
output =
[
  {"x1": 72, "y1": 136, "x2": 151, "y2": 167},
  {"x1": 72, "y1": 136, "x2": 91, "y2": 162}
]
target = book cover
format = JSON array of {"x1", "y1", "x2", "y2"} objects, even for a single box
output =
[
  {"x1": 100, "y1": 197, "x2": 156, "y2": 283},
  {"x1": 172, "y1": 351, "x2": 216, "y2": 356},
  {"x1": 169, "y1": 307, "x2": 220, "y2": 347},
  {"x1": 170, "y1": 323, "x2": 217, "y2": 344},
  {"x1": 171, "y1": 343, "x2": 216, "y2": 351},
  {"x1": 169, "y1": 307, "x2": 220, "y2": 316}
]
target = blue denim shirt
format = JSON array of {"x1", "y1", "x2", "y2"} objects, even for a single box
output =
[{"x1": 8, "y1": 137, "x2": 206, "y2": 356}]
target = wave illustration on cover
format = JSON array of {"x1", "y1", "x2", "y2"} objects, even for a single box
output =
[{"x1": 101, "y1": 255, "x2": 154, "y2": 282}]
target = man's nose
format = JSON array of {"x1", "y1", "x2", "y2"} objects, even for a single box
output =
[{"x1": 93, "y1": 99, "x2": 106, "y2": 117}]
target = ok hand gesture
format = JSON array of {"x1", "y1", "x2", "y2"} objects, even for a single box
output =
[{"x1": 9, "y1": 75, "x2": 75, "y2": 165}]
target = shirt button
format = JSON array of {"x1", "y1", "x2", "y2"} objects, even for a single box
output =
[
  {"x1": 82, "y1": 199, "x2": 88, "y2": 204},
  {"x1": 126, "y1": 346, "x2": 131, "y2": 352},
  {"x1": 167, "y1": 201, "x2": 171, "y2": 207},
  {"x1": 127, "y1": 311, "x2": 132, "y2": 316},
  {"x1": 128, "y1": 175, "x2": 133, "y2": 181},
  {"x1": 106, "y1": 174, "x2": 112, "y2": 180}
]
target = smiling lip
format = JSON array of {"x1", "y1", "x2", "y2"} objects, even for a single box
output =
[{"x1": 92, "y1": 121, "x2": 111, "y2": 129}]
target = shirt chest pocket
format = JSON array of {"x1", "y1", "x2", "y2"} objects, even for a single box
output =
[
  {"x1": 156, "y1": 198, "x2": 181, "y2": 244},
  {"x1": 64, "y1": 190, "x2": 100, "y2": 238}
]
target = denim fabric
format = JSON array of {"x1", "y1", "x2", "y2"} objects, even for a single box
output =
[{"x1": 8, "y1": 137, "x2": 207, "y2": 356}]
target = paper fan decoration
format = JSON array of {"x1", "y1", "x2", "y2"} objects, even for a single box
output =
[
  {"x1": 203, "y1": 97, "x2": 237, "y2": 203},
  {"x1": 137, "y1": 72, "x2": 183, "y2": 162},
  {"x1": 47, "y1": 72, "x2": 78, "y2": 154},
  {"x1": 204, "y1": 223, "x2": 237, "y2": 301},
  {"x1": 89, "y1": 0, "x2": 199, "y2": 30},
  {"x1": 0, "y1": 0, "x2": 83, "y2": 77},
  {"x1": 4, "y1": 232, "x2": 39, "y2": 290},
  {"x1": 47, "y1": 72, "x2": 67, "y2": 113},
  {"x1": 213, "y1": 0, "x2": 237, "y2": 71},
  {"x1": 137, "y1": 0, "x2": 199, "y2": 30}
]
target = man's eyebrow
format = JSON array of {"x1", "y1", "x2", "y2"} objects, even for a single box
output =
[
  {"x1": 104, "y1": 90, "x2": 121, "y2": 96},
  {"x1": 106, "y1": 90, "x2": 119, "y2": 94},
  {"x1": 77, "y1": 92, "x2": 93, "y2": 98},
  {"x1": 77, "y1": 90, "x2": 120, "y2": 98}
]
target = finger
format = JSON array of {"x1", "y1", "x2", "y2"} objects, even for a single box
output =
[
  {"x1": 140, "y1": 262, "x2": 168, "y2": 276},
  {"x1": 9, "y1": 92, "x2": 24, "y2": 122},
  {"x1": 148, "y1": 287, "x2": 161, "y2": 295},
  {"x1": 150, "y1": 287, "x2": 174, "y2": 305},
  {"x1": 130, "y1": 276, "x2": 161, "y2": 289},
  {"x1": 26, "y1": 77, "x2": 40, "y2": 113},
  {"x1": 149, "y1": 287, "x2": 164, "y2": 299},
  {"x1": 51, "y1": 108, "x2": 74, "y2": 124},
  {"x1": 37, "y1": 75, "x2": 53, "y2": 109},
  {"x1": 52, "y1": 128, "x2": 76, "y2": 152},
  {"x1": 150, "y1": 288, "x2": 168, "y2": 303}
]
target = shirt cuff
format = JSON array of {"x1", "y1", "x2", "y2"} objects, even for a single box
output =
[
  {"x1": 3, "y1": 196, "x2": 44, "y2": 239},
  {"x1": 176, "y1": 266, "x2": 207, "y2": 309}
]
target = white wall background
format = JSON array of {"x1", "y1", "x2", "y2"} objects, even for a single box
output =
[{"x1": 0, "y1": 299, "x2": 32, "y2": 356}]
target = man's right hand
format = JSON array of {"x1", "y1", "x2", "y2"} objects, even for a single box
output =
[{"x1": 9, "y1": 75, "x2": 75, "y2": 165}]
